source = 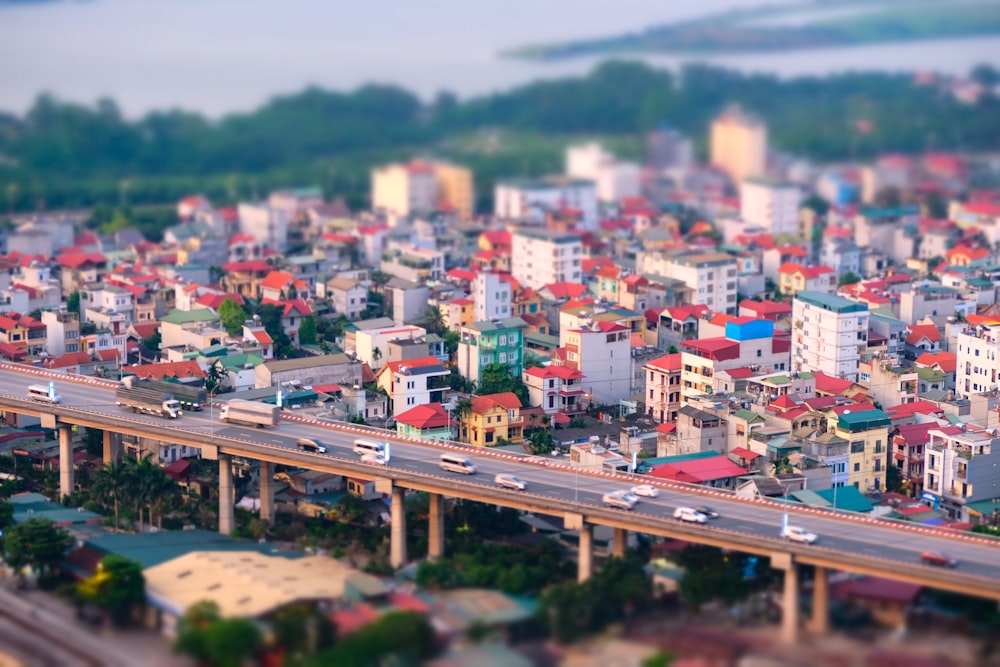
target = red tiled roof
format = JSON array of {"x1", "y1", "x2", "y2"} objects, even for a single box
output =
[
  {"x1": 778, "y1": 262, "x2": 835, "y2": 279},
  {"x1": 722, "y1": 367, "x2": 756, "y2": 379},
  {"x1": 813, "y1": 372, "x2": 854, "y2": 395},
  {"x1": 681, "y1": 337, "x2": 740, "y2": 360},
  {"x1": 394, "y1": 402, "x2": 450, "y2": 429},
  {"x1": 774, "y1": 244, "x2": 809, "y2": 258},
  {"x1": 544, "y1": 282, "x2": 588, "y2": 299},
  {"x1": 648, "y1": 455, "x2": 748, "y2": 483},
  {"x1": 886, "y1": 401, "x2": 944, "y2": 421},
  {"x1": 382, "y1": 356, "x2": 444, "y2": 375},
  {"x1": 739, "y1": 299, "x2": 792, "y2": 316},
  {"x1": 523, "y1": 365, "x2": 584, "y2": 380},
  {"x1": 261, "y1": 271, "x2": 294, "y2": 290},
  {"x1": 261, "y1": 298, "x2": 313, "y2": 317},
  {"x1": 646, "y1": 353, "x2": 682, "y2": 372},
  {"x1": 221, "y1": 259, "x2": 271, "y2": 273},
  {"x1": 655, "y1": 422, "x2": 676, "y2": 434},
  {"x1": 445, "y1": 268, "x2": 476, "y2": 283},
  {"x1": 905, "y1": 324, "x2": 941, "y2": 346},
  {"x1": 55, "y1": 252, "x2": 107, "y2": 269},
  {"x1": 730, "y1": 446, "x2": 761, "y2": 460},
  {"x1": 196, "y1": 292, "x2": 245, "y2": 310},
  {"x1": 914, "y1": 351, "x2": 956, "y2": 373},
  {"x1": 470, "y1": 392, "x2": 521, "y2": 415}
]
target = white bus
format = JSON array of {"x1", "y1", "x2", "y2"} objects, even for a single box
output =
[
  {"x1": 28, "y1": 384, "x2": 61, "y2": 404},
  {"x1": 439, "y1": 453, "x2": 476, "y2": 475},
  {"x1": 353, "y1": 439, "x2": 385, "y2": 457}
]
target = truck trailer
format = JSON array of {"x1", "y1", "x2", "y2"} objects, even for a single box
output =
[
  {"x1": 116, "y1": 376, "x2": 182, "y2": 419},
  {"x1": 219, "y1": 399, "x2": 280, "y2": 428},
  {"x1": 121, "y1": 376, "x2": 207, "y2": 411}
]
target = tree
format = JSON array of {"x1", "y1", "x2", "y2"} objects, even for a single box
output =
[
  {"x1": 77, "y1": 555, "x2": 145, "y2": 625},
  {"x1": 92, "y1": 461, "x2": 129, "y2": 532},
  {"x1": 204, "y1": 617, "x2": 262, "y2": 667},
  {"x1": 885, "y1": 463, "x2": 904, "y2": 494},
  {"x1": 476, "y1": 362, "x2": 529, "y2": 404},
  {"x1": 3, "y1": 517, "x2": 73, "y2": 576},
  {"x1": 421, "y1": 306, "x2": 446, "y2": 335},
  {"x1": 0, "y1": 499, "x2": 13, "y2": 530},
  {"x1": 255, "y1": 303, "x2": 294, "y2": 358},
  {"x1": 838, "y1": 271, "x2": 861, "y2": 286},
  {"x1": 81, "y1": 427, "x2": 104, "y2": 457},
  {"x1": 204, "y1": 360, "x2": 227, "y2": 395},
  {"x1": 66, "y1": 290, "x2": 80, "y2": 314},
  {"x1": 271, "y1": 603, "x2": 336, "y2": 658},
  {"x1": 298, "y1": 316, "x2": 318, "y2": 346},
  {"x1": 175, "y1": 600, "x2": 221, "y2": 664},
  {"x1": 528, "y1": 428, "x2": 554, "y2": 455},
  {"x1": 143, "y1": 328, "x2": 161, "y2": 352},
  {"x1": 217, "y1": 298, "x2": 249, "y2": 337}
]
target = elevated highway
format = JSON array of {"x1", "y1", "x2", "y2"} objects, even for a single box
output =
[{"x1": 1, "y1": 363, "x2": 998, "y2": 642}]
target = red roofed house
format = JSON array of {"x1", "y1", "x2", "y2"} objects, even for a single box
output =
[
  {"x1": 522, "y1": 364, "x2": 587, "y2": 415},
  {"x1": 220, "y1": 259, "x2": 273, "y2": 300},
  {"x1": 945, "y1": 244, "x2": 992, "y2": 267},
  {"x1": 242, "y1": 320, "x2": 274, "y2": 360},
  {"x1": 460, "y1": 391, "x2": 524, "y2": 447},
  {"x1": 905, "y1": 324, "x2": 942, "y2": 354},
  {"x1": 778, "y1": 262, "x2": 837, "y2": 296},
  {"x1": 56, "y1": 252, "x2": 107, "y2": 293},
  {"x1": 647, "y1": 453, "x2": 748, "y2": 489},
  {"x1": 0, "y1": 312, "x2": 46, "y2": 359},
  {"x1": 260, "y1": 298, "x2": 314, "y2": 348},
  {"x1": 375, "y1": 356, "x2": 449, "y2": 416},
  {"x1": 739, "y1": 299, "x2": 793, "y2": 322},
  {"x1": 681, "y1": 318, "x2": 789, "y2": 400},
  {"x1": 259, "y1": 270, "x2": 311, "y2": 302},
  {"x1": 892, "y1": 422, "x2": 935, "y2": 497},
  {"x1": 394, "y1": 402, "x2": 453, "y2": 442},
  {"x1": 645, "y1": 353, "x2": 682, "y2": 423}
]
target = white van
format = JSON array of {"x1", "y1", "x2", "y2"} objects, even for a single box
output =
[
  {"x1": 353, "y1": 439, "x2": 385, "y2": 457},
  {"x1": 28, "y1": 384, "x2": 61, "y2": 404},
  {"x1": 439, "y1": 453, "x2": 477, "y2": 475}
]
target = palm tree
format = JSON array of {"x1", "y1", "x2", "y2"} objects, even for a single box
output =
[
  {"x1": 91, "y1": 462, "x2": 128, "y2": 532},
  {"x1": 147, "y1": 469, "x2": 180, "y2": 530},
  {"x1": 372, "y1": 347, "x2": 382, "y2": 365},
  {"x1": 124, "y1": 455, "x2": 161, "y2": 532}
]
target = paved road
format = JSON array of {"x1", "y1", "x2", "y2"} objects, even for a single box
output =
[{"x1": 6, "y1": 368, "x2": 1000, "y2": 588}]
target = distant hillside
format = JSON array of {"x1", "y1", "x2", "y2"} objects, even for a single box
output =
[{"x1": 506, "y1": 0, "x2": 1000, "y2": 60}]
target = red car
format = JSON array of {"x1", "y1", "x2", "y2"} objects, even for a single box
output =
[{"x1": 920, "y1": 551, "x2": 958, "y2": 567}]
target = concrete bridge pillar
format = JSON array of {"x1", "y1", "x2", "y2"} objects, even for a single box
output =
[
  {"x1": 811, "y1": 566, "x2": 830, "y2": 635},
  {"x1": 218, "y1": 454, "x2": 234, "y2": 536},
  {"x1": 578, "y1": 523, "x2": 594, "y2": 582},
  {"x1": 427, "y1": 492, "x2": 444, "y2": 560},
  {"x1": 612, "y1": 527, "x2": 628, "y2": 558},
  {"x1": 259, "y1": 460, "x2": 274, "y2": 526},
  {"x1": 58, "y1": 425, "x2": 74, "y2": 501},
  {"x1": 101, "y1": 430, "x2": 121, "y2": 464},
  {"x1": 390, "y1": 487, "x2": 407, "y2": 569},
  {"x1": 781, "y1": 563, "x2": 800, "y2": 645}
]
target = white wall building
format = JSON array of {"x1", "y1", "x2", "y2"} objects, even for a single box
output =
[
  {"x1": 566, "y1": 143, "x2": 641, "y2": 203},
  {"x1": 510, "y1": 229, "x2": 583, "y2": 290},
  {"x1": 495, "y1": 178, "x2": 598, "y2": 229},
  {"x1": 562, "y1": 322, "x2": 631, "y2": 405},
  {"x1": 353, "y1": 324, "x2": 427, "y2": 371},
  {"x1": 792, "y1": 291, "x2": 870, "y2": 382},
  {"x1": 955, "y1": 320, "x2": 1000, "y2": 397},
  {"x1": 473, "y1": 270, "x2": 512, "y2": 322},
  {"x1": 739, "y1": 179, "x2": 802, "y2": 237},
  {"x1": 237, "y1": 203, "x2": 290, "y2": 252},
  {"x1": 642, "y1": 252, "x2": 739, "y2": 315}
]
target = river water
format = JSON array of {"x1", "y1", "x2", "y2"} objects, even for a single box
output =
[{"x1": 1, "y1": 0, "x2": 998, "y2": 118}]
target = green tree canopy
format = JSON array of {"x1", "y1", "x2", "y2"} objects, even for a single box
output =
[
  {"x1": 3, "y1": 517, "x2": 73, "y2": 575},
  {"x1": 476, "y1": 362, "x2": 529, "y2": 404},
  {"x1": 218, "y1": 298, "x2": 249, "y2": 337},
  {"x1": 298, "y1": 316, "x2": 318, "y2": 346},
  {"x1": 77, "y1": 555, "x2": 145, "y2": 625}
]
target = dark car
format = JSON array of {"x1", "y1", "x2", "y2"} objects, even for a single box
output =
[
  {"x1": 920, "y1": 551, "x2": 958, "y2": 567},
  {"x1": 692, "y1": 505, "x2": 720, "y2": 519}
]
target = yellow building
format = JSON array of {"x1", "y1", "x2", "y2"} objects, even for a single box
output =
[
  {"x1": 460, "y1": 392, "x2": 524, "y2": 447},
  {"x1": 824, "y1": 408, "x2": 891, "y2": 491},
  {"x1": 710, "y1": 105, "x2": 766, "y2": 185},
  {"x1": 371, "y1": 160, "x2": 474, "y2": 219},
  {"x1": 440, "y1": 297, "x2": 475, "y2": 332},
  {"x1": 434, "y1": 161, "x2": 475, "y2": 220}
]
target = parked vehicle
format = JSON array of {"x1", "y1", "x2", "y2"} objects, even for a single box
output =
[
  {"x1": 218, "y1": 399, "x2": 280, "y2": 427},
  {"x1": 27, "y1": 384, "x2": 61, "y2": 404},
  {"x1": 920, "y1": 551, "x2": 958, "y2": 567},
  {"x1": 121, "y1": 377, "x2": 207, "y2": 411},
  {"x1": 781, "y1": 525, "x2": 818, "y2": 544},
  {"x1": 630, "y1": 484, "x2": 659, "y2": 498},
  {"x1": 494, "y1": 473, "x2": 527, "y2": 490},
  {"x1": 116, "y1": 376, "x2": 182, "y2": 419},
  {"x1": 673, "y1": 507, "x2": 708, "y2": 524},
  {"x1": 353, "y1": 439, "x2": 385, "y2": 457},
  {"x1": 297, "y1": 438, "x2": 327, "y2": 454},
  {"x1": 439, "y1": 453, "x2": 476, "y2": 474},
  {"x1": 602, "y1": 490, "x2": 637, "y2": 510}
]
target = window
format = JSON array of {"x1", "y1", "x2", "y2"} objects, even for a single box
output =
[
  {"x1": 853, "y1": 462, "x2": 861, "y2": 472},
  {"x1": 850, "y1": 441, "x2": 865, "y2": 454}
]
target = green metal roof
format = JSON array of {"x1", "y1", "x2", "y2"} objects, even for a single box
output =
[
  {"x1": 795, "y1": 291, "x2": 868, "y2": 314},
  {"x1": 86, "y1": 529, "x2": 303, "y2": 569},
  {"x1": 161, "y1": 308, "x2": 219, "y2": 324},
  {"x1": 733, "y1": 408, "x2": 764, "y2": 423},
  {"x1": 837, "y1": 409, "x2": 890, "y2": 432},
  {"x1": 816, "y1": 486, "x2": 873, "y2": 513}
]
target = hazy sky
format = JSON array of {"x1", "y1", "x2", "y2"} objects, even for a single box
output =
[{"x1": 1, "y1": 0, "x2": 997, "y2": 118}]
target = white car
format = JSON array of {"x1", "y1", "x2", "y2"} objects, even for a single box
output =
[
  {"x1": 602, "y1": 490, "x2": 637, "y2": 510},
  {"x1": 673, "y1": 507, "x2": 708, "y2": 524},
  {"x1": 494, "y1": 473, "x2": 527, "y2": 491},
  {"x1": 781, "y1": 525, "x2": 818, "y2": 544},
  {"x1": 630, "y1": 484, "x2": 659, "y2": 498},
  {"x1": 360, "y1": 453, "x2": 386, "y2": 466}
]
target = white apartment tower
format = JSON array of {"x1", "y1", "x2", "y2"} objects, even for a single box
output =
[
  {"x1": 510, "y1": 229, "x2": 583, "y2": 290},
  {"x1": 792, "y1": 291, "x2": 869, "y2": 382},
  {"x1": 955, "y1": 320, "x2": 1000, "y2": 397},
  {"x1": 473, "y1": 270, "x2": 512, "y2": 322},
  {"x1": 739, "y1": 178, "x2": 802, "y2": 237}
]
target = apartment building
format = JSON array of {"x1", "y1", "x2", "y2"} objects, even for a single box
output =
[
  {"x1": 680, "y1": 318, "x2": 790, "y2": 400},
  {"x1": 522, "y1": 364, "x2": 587, "y2": 415},
  {"x1": 380, "y1": 244, "x2": 444, "y2": 283},
  {"x1": 653, "y1": 252, "x2": 739, "y2": 315},
  {"x1": 562, "y1": 321, "x2": 631, "y2": 405},
  {"x1": 457, "y1": 318, "x2": 526, "y2": 385},
  {"x1": 924, "y1": 424, "x2": 1000, "y2": 521},
  {"x1": 495, "y1": 177, "x2": 598, "y2": 228},
  {"x1": 372, "y1": 160, "x2": 473, "y2": 219},
  {"x1": 644, "y1": 353, "x2": 682, "y2": 423},
  {"x1": 352, "y1": 323, "x2": 427, "y2": 371},
  {"x1": 375, "y1": 355, "x2": 450, "y2": 416},
  {"x1": 473, "y1": 270, "x2": 512, "y2": 322},
  {"x1": 739, "y1": 179, "x2": 801, "y2": 237},
  {"x1": 824, "y1": 407, "x2": 891, "y2": 491},
  {"x1": 777, "y1": 263, "x2": 837, "y2": 296},
  {"x1": 710, "y1": 105, "x2": 767, "y2": 184},
  {"x1": 41, "y1": 308, "x2": 81, "y2": 356},
  {"x1": 510, "y1": 229, "x2": 583, "y2": 290},
  {"x1": 0, "y1": 312, "x2": 46, "y2": 359},
  {"x1": 955, "y1": 317, "x2": 1000, "y2": 397},
  {"x1": 792, "y1": 291, "x2": 869, "y2": 382}
]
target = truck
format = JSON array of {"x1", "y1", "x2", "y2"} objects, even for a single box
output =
[
  {"x1": 121, "y1": 376, "x2": 207, "y2": 411},
  {"x1": 219, "y1": 399, "x2": 280, "y2": 428},
  {"x1": 116, "y1": 376, "x2": 182, "y2": 419}
]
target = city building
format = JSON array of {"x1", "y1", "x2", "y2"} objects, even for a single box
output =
[
  {"x1": 522, "y1": 364, "x2": 587, "y2": 415},
  {"x1": 824, "y1": 407, "x2": 891, "y2": 491},
  {"x1": 457, "y1": 318, "x2": 526, "y2": 385},
  {"x1": 646, "y1": 252, "x2": 739, "y2": 315},
  {"x1": 394, "y1": 403, "x2": 453, "y2": 442},
  {"x1": 739, "y1": 179, "x2": 801, "y2": 237},
  {"x1": 924, "y1": 424, "x2": 1000, "y2": 521},
  {"x1": 955, "y1": 316, "x2": 1000, "y2": 397},
  {"x1": 473, "y1": 270, "x2": 512, "y2": 322},
  {"x1": 680, "y1": 318, "x2": 790, "y2": 400},
  {"x1": 710, "y1": 105, "x2": 767, "y2": 184},
  {"x1": 777, "y1": 263, "x2": 837, "y2": 296},
  {"x1": 792, "y1": 291, "x2": 869, "y2": 382},
  {"x1": 352, "y1": 323, "x2": 427, "y2": 371},
  {"x1": 460, "y1": 392, "x2": 524, "y2": 447},
  {"x1": 371, "y1": 161, "x2": 438, "y2": 218},
  {"x1": 510, "y1": 229, "x2": 583, "y2": 290},
  {"x1": 562, "y1": 322, "x2": 631, "y2": 405},
  {"x1": 495, "y1": 178, "x2": 598, "y2": 229},
  {"x1": 375, "y1": 355, "x2": 449, "y2": 416},
  {"x1": 644, "y1": 353, "x2": 682, "y2": 423},
  {"x1": 41, "y1": 308, "x2": 81, "y2": 357}
]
